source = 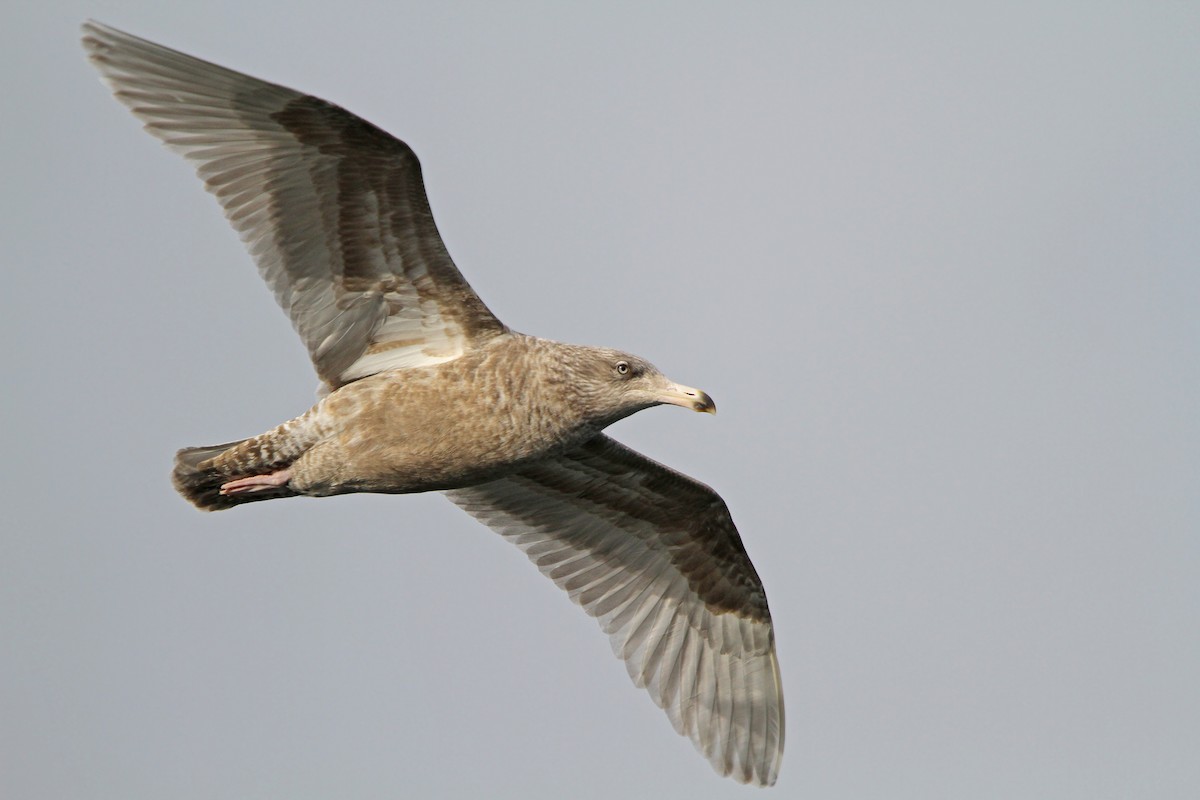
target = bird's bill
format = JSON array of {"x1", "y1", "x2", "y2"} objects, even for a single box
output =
[{"x1": 657, "y1": 382, "x2": 717, "y2": 414}]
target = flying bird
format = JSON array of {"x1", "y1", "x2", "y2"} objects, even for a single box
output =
[{"x1": 82, "y1": 20, "x2": 783, "y2": 786}]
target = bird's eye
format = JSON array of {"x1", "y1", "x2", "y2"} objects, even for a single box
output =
[{"x1": 615, "y1": 361, "x2": 630, "y2": 376}]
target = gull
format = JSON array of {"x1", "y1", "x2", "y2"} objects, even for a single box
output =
[{"x1": 82, "y1": 20, "x2": 783, "y2": 785}]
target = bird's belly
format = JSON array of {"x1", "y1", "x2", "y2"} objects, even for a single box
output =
[{"x1": 294, "y1": 411, "x2": 591, "y2": 496}]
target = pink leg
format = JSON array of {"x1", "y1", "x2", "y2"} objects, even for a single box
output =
[{"x1": 220, "y1": 468, "x2": 293, "y2": 496}]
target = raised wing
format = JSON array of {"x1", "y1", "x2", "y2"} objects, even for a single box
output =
[
  {"x1": 82, "y1": 21, "x2": 507, "y2": 388},
  {"x1": 445, "y1": 434, "x2": 784, "y2": 786}
]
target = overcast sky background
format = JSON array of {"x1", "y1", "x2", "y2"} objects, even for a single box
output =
[{"x1": 3, "y1": 2, "x2": 1198, "y2": 798}]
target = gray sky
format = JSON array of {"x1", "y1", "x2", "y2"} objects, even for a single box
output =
[{"x1": 4, "y1": 2, "x2": 1198, "y2": 798}]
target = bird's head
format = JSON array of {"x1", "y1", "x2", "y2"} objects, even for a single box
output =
[{"x1": 573, "y1": 347, "x2": 716, "y2": 427}]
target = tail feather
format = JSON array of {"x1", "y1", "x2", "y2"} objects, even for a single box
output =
[{"x1": 172, "y1": 439, "x2": 299, "y2": 511}]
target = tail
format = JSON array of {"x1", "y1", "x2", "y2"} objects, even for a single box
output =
[{"x1": 172, "y1": 439, "x2": 299, "y2": 511}]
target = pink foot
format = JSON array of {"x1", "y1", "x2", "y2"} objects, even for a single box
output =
[{"x1": 220, "y1": 468, "x2": 293, "y2": 496}]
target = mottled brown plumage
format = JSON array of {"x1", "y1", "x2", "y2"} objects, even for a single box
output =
[{"x1": 84, "y1": 20, "x2": 783, "y2": 786}]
